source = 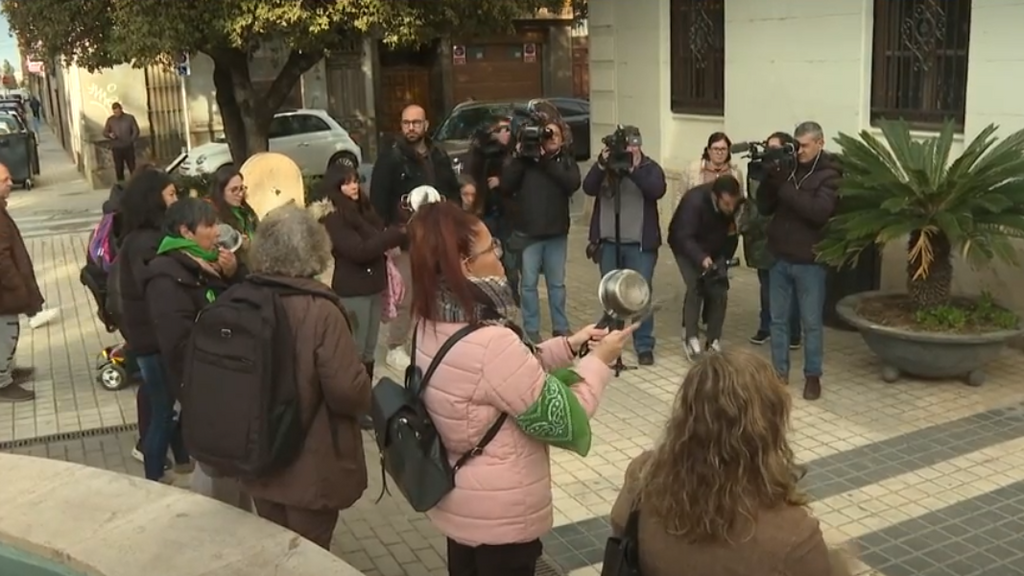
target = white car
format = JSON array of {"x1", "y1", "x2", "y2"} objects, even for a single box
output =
[{"x1": 177, "y1": 108, "x2": 362, "y2": 176}]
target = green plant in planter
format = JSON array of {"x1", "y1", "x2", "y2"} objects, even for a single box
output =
[{"x1": 816, "y1": 119, "x2": 1024, "y2": 324}]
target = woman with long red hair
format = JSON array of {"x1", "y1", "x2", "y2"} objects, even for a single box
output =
[{"x1": 406, "y1": 200, "x2": 634, "y2": 576}]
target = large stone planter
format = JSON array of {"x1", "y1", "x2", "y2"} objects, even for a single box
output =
[{"x1": 835, "y1": 290, "x2": 1023, "y2": 386}]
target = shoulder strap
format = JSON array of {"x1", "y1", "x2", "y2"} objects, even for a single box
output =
[
  {"x1": 624, "y1": 502, "x2": 641, "y2": 542},
  {"x1": 417, "y1": 323, "x2": 484, "y2": 393}
]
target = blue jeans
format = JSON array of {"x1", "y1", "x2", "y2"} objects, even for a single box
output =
[
  {"x1": 757, "y1": 269, "x2": 800, "y2": 336},
  {"x1": 520, "y1": 235, "x2": 569, "y2": 335},
  {"x1": 599, "y1": 242, "x2": 658, "y2": 353},
  {"x1": 769, "y1": 261, "x2": 826, "y2": 378},
  {"x1": 137, "y1": 353, "x2": 188, "y2": 480}
]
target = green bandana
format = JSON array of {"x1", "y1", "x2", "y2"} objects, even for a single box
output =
[
  {"x1": 515, "y1": 368, "x2": 592, "y2": 456},
  {"x1": 231, "y1": 206, "x2": 255, "y2": 237},
  {"x1": 156, "y1": 236, "x2": 219, "y2": 262}
]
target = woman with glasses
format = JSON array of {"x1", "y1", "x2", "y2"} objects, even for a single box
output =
[
  {"x1": 208, "y1": 165, "x2": 259, "y2": 270},
  {"x1": 406, "y1": 200, "x2": 634, "y2": 576},
  {"x1": 312, "y1": 163, "x2": 405, "y2": 418}
]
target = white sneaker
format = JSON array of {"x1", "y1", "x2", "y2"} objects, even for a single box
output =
[
  {"x1": 707, "y1": 339, "x2": 722, "y2": 353},
  {"x1": 684, "y1": 337, "x2": 702, "y2": 361},
  {"x1": 386, "y1": 347, "x2": 411, "y2": 370},
  {"x1": 28, "y1": 307, "x2": 60, "y2": 329}
]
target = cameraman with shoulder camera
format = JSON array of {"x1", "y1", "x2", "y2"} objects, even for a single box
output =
[
  {"x1": 500, "y1": 119, "x2": 581, "y2": 343},
  {"x1": 668, "y1": 174, "x2": 743, "y2": 360},
  {"x1": 582, "y1": 125, "x2": 666, "y2": 365},
  {"x1": 738, "y1": 132, "x2": 801, "y2": 348},
  {"x1": 463, "y1": 115, "x2": 513, "y2": 233},
  {"x1": 757, "y1": 121, "x2": 840, "y2": 401}
]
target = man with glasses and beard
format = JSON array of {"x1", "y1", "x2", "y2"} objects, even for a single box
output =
[{"x1": 370, "y1": 104, "x2": 460, "y2": 370}]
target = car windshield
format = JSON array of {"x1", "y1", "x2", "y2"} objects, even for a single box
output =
[
  {"x1": 0, "y1": 116, "x2": 17, "y2": 134},
  {"x1": 434, "y1": 105, "x2": 519, "y2": 141}
]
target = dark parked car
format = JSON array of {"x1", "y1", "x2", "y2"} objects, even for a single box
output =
[{"x1": 431, "y1": 98, "x2": 591, "y2": 170}]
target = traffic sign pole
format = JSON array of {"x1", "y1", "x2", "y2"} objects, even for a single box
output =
[{"x1": 176, "y1": 52, "x2": 191, "y2": 153}]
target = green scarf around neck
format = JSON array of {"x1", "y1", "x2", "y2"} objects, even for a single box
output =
[
  {"x1": 156, "y1": 236, "x2": 219, "y2": 262},
  {"x1": 231, "y1": 206, "x2": 255, "y2": 237}
]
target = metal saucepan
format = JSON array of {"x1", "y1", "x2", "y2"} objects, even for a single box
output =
[
  {"x1": 216, "y1": 223, "x2": 243, "y2": 253},
  {"x1": 597, "y1": 269, "x2": 653, "y2": 326}
]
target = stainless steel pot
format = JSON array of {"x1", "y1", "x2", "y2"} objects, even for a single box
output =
[
  {"x1": 216, "y1": 223, "x2": 243, "y2": 253},
  {"x1": 596, "y1": 269, "x2": 652, "y2": 323}
]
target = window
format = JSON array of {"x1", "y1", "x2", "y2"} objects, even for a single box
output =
[
  {"x1": 870, "y1": 0, "x2": 971, "y2": 130},
  {"x1": 268, "y1": 116, "x2": 298, "y2": 139},
  {"x1": 292, "y1": 114, "x2": 331, "y2": 134},
  {"x1": 552, "y1": 99, "x2": 587, "y2": 117},
  {"x1": 433, "y1": 105, "x2": 517, "y2": 141},
  {"x1": 669, "y1": 0, "x2": 725, "y2": 116}
]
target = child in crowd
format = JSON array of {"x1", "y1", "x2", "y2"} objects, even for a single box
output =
[{"x1": 458, "y1": 174, "x2": 483, "y2": 216}]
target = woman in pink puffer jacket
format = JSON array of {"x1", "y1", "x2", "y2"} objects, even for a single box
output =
[{"x1": 405, "y1": 201, "x2": 634, "y2": 576}]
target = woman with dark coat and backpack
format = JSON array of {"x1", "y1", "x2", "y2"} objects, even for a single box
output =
[
  {"x1": 117, "y1": 168, "x2": 188, "y2": 483},
  {"x1": 239, "y1": 204, "x2": 372, "y2": 550},
  {"x1": 141, "y1": 198, "x2": 247, "y2": 507},
  {"x1": 310, "y1": 164, "x2": 405, "y2": 386}
]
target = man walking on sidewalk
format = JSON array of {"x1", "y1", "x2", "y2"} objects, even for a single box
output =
[
  {"x1": 104, "y1": 102, "x2": 140, "y2": 181},
  {"x1": 0, "y1": 163, "x2": 44, "y2": 402}
]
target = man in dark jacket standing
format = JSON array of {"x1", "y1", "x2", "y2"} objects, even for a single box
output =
[
  {"x1": 370, "y1": 104, "x2": 459, "y2": 370},
  {"x1": 104, "y1": 103, "x2": 140, "y2": 182},
  {"x1": 582, "y1": 127, "x2": 666, "y2": 364},
  {"x1": 501, "y1": 121, "x2": 581, "y2": 343},
  {"x1": 0, "y1": 163, "x2": 44, "y2": 402},
  {"x1": 668, "y1": 175, "x2": 743, "y2": 360},
  {"x1": 758, "y1": 121, "x2": 840, "y2": 401}
]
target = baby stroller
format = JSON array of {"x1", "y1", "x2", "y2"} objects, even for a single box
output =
[{"x1": 79, "y1": 183, "x2": 137, "y2": 391}]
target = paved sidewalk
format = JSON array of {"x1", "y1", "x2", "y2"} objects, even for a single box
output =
[{"x1": 4, "y1": 139, "x2": 1024, "y2": 574}]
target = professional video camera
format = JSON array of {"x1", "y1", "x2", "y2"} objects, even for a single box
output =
[
  {"x1": 730, "y1": 140, "x2": 797, "y2": 182},
  {"x1": 516, "y1": 99, "x2": 571, "y2": 161},
  {"x1": 600, "y1": 125, "x2": 635, "y2": 174}
]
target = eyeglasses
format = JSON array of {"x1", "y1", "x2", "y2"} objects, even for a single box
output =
[
  {"x1": 709, "y1": 146, "x2": 729, "y2": 153},
  {"x1": 466, "y1": 237, "x2": 503, "y2": 261},
  {"x1": 401, "y1": 119, "x2": 426, "y2": 127},
  {"x1": 226, "y1": 184, "x2": 247, "y2": 195}
]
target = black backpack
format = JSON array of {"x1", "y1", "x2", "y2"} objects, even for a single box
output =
[
  {"x1": 370, "y1": 324, "x2": 507, "y2": 512},
  {"x1": 181, "y1": 275, "x2": 342, "y2": 480}
]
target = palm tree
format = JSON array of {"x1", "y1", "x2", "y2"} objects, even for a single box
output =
[{"x1": 816, "y1": 119, "x2": 1024, "y2": 311}]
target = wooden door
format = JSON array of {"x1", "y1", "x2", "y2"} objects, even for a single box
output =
[
  {"x1": 378, "y1": 66, "x2": 431, "y2": 138},
  {"x1": 572, "y1": 38, "x2": 589, "y2": 99}
]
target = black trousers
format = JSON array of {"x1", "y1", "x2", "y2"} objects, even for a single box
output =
[
  {"x1": 447, "y1": 538, "x2": 542, "y2": 576},
  {"x1": 111, "y1": 145, "x2": 136, "y2": 181}
]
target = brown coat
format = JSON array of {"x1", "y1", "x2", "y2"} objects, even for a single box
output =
[
  {"x1": 241, "y1": 275, "x2": 372, "y2": 511},
  {"x1": 0, "y1": 203, "x2": 43, "y2": 316},
  {"x1": 611, "y1": 452, "x2": 851, "y2": 576}
]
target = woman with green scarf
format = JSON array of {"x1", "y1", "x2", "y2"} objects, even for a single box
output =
[
  {"x1": 209, "y1": 166, "x2": 259, "y2": 271},
  {"x1": 142, "y1": 198, "x2": 248, "y2": 509}
]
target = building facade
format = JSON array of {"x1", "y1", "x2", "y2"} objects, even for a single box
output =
[{"x1": 589, "y1": 0, "x2": 1024, "y2": 312}]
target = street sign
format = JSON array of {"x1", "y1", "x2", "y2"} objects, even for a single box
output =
[{"x1": 175, "y1": 52, "x2": 190, "y2": 77}]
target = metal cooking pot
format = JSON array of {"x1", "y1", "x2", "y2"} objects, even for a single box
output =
[
  {"x1": 596, "y1": 269, "x2": 653, "y2": 325},
  {"x1": 216, "y1": 223, "x2": 243, "y2": 253}
]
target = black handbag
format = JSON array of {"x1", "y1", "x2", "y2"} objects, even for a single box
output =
[
  {"x1": 370, "y1": 323, "x2": 508, "y2": 512},
  {"x1": 601, "y1": 503, "x2": 643, "y2": 576}
]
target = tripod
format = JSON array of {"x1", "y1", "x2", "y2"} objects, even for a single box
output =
[{"x1": 597, "y1": 174, "x2": 637, "y2": 377}]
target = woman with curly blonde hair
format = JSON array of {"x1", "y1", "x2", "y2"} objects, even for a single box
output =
[{"x1": 610, "y1": 349, "x2": 852, "y2": 575}]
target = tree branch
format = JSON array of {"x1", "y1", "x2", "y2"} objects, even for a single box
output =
[{"x1": 264, "y1": 50, "x2": 323, "y2": 113}]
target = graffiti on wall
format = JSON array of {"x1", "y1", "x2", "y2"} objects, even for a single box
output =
[{"x1": 86, "y1": 82, "x2": 119, "y2": 113}]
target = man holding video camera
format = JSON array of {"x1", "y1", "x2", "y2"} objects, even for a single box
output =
[
  {"x1": 757, "y1": 121, "x2": 840, "y2": 401},
  {"x1": 582, "y1": 125, "x2": 666, "y2": 365},
  {"x1": 463, "y1": 115, "x2": 513, "y2": 230},
  {"x1": 668, "y1": 174, "x2": 744, "y2": 360},
  {"x1": 500, "y1": 119, "x2": 581, "y2": 343}
]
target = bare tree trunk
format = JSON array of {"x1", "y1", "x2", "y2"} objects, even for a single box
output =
[{"x1": 206, "y1": 48, "x2": 322, "y2": 165}]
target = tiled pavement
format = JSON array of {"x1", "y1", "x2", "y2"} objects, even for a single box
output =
[{"x1": 6, "y1": 128, "x2": 1024, "y2": 575}]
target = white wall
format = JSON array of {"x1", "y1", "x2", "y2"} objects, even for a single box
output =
[{"x1": 592, "y1": 0, "x2": 1024, "y2": 312}]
